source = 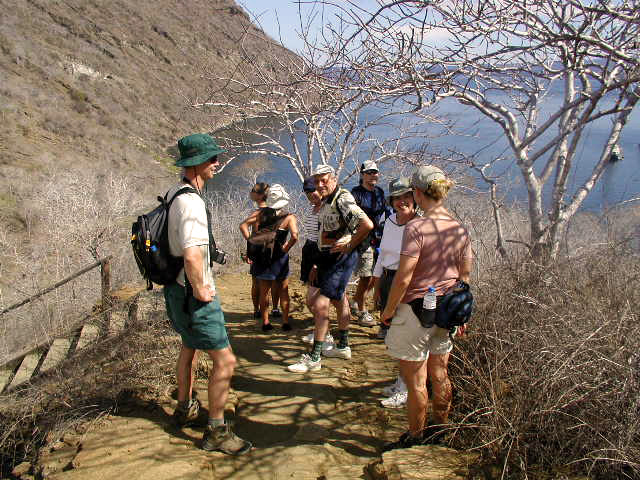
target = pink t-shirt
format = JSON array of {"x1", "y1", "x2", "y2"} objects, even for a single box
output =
[{"x1": 400, "y1": 215, "x2": 472, "y2": 303}]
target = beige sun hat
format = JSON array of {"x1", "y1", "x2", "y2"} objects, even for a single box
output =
[
  {"x1": 266, "y1": 184, "x2": 290, "y2": 210},
  {"x1": 312, "y1": 164, "x2": 336, "y2": 176}
]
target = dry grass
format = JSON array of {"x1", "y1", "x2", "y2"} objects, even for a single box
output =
[{"x1": 448, "y1": 246, "x2": 640, "y2": 479}]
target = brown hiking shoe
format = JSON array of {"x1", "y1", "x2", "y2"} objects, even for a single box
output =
[
  {"x1": 171, "y1": 399, "x2": 201, "y2": 428},
  {"x1": 202, "y1": 423, "x2": 252, "y2": 455}
]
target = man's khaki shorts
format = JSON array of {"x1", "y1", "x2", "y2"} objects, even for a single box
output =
[
  {"x1": 354, "y1": 246, "x2": 374, "y2": 277},
  {"x1": 385, "y1": 303, "x2": 453, "y2": 362}
]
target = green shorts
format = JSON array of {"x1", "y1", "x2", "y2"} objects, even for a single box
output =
[{"x1": 164, "y1": 282, "x2": 230, "y2": 351}]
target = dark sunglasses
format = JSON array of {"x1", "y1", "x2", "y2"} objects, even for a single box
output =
[{"x1": 363, "y1": 170, "x2": 379, "y2": 175}]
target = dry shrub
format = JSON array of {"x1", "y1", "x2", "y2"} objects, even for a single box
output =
[
  {"x1": 449, "y1": 245, "x2": 640, "y2": 479},
  {"x1": 0, "y1": 290, "x2": 180, "y2": 477}
]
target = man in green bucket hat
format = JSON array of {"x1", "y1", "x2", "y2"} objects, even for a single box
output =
[{"x1": 164, "y1": 133, "x2": 252, "y2": 455}]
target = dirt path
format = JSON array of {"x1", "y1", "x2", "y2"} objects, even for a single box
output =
[{"x1": 36, "y1": 272, "x2": 475, "y2": 480}]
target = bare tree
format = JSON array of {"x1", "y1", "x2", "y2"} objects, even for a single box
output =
[
  {"x1": 191, "y1": 13, "x2": 440, "y2": 184},
  {"x1": 310, "y1": 0, "x2": 640, "y2": 260}
]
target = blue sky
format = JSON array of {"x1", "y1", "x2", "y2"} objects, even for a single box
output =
[{"x1": 238, "y1": 1, "x2": 381, "y2": 53}]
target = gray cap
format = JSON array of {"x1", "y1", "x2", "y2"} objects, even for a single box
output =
[
  {"x1": 386, "y1": 177, "x2": 413, "y2": 204},
  {"x1": 361, "y1": 160, "x2": 379, "y2": 173},
  {"x1": 313, "y1": 164, "x2": 336, "y2": 176},
  {"x1": 411, "y1": 165, "x2": 446, "y2": 191}
]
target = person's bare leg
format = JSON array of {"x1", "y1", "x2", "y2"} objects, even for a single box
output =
[
  {"x1": 251, "y1": 275, "x2": 259, "y2": 314},
  {"x1": 271, "y1": 280, "x2": 281, "y2": 312},
  {"x1": 427, "y1": 352, "x2": 452, "y2": 424},
  {"x1": 176, "y1": 345, "x2": 196, "y2": 403},
  {"x1": 306, "y1": 286, "x2": 320, "y2": 315},
  {"x1": 312, "y1": 294, "x2": 331, "y2": 341},
  {"x1": 205, "y1": 347, "x2": 237, "y2": 420},
  {"x1": 398, "y1": 358, "x2": 429, "y2": 437},
  {"x1": 333, "y1": 294, "x2": 351, "y2": 330},
  {"x1": 279, "y1": 278, "x2": 290, "y2": 325},
  {"x1": 354, "y1": 276, "x2": 370, "y2": 312},
  {"x1": 259, "y1": 280, "x2": 273, "y2": 326}
]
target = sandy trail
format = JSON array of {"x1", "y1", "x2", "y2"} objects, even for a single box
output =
[{"x1": 38, "y1": 273, "x2": 410, "y2": 479}]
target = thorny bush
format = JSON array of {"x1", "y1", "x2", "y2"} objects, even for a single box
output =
[{"x1": 448, "y1": 245, "x2": 640, "y2": 479}]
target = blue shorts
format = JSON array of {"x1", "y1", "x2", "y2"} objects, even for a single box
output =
[
  {"x1": 164, "y1": 282, "x2": 230, "y2": 351},
  {"x1": 315, "y1": 249, "x2": 358, "y2": 300},
  {"x1": 253, "y1": 253, "x2": 290, "y2": 281}
]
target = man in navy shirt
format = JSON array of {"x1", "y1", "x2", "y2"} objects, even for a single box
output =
[{"x1": 350, "y1": 161, "x2": 393, "y2": 326}]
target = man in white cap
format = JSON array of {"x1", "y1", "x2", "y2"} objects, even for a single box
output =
[
  {"x1": 351, "y1": 160, "x2": 393, "y2": 326},
  {"x1": 288, "y1": 164, "x2": 373, "y2": 373}
]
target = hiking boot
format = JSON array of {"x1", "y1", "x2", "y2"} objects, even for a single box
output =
[
  {"x1": 323, "y1": 345, "x2": 351, "y2": 359},
  {"x1": 271, "y1": 308, "x2": 282, "y2": 318},
  {"x1": 382, "y1": 431, "x2": 421, "y2": 452},
  {"x1": 253, "y1": 310, "x2": 261, "y2": 319},
  {"x1": 382, "y1": 376, "x2": 407, "y2": 397},
  {"x1": 287, "y1": 354, "x2": 321, "y2": 373},
  {"x1": 359, "y1": 312, "x2": 377, "y2": 327},
  {"x1": 381, "y1": 390, "x2": 408, "y2": 408},
  {"x1": 422, "y1": 423, "x2": 447, "y2": 444},
  {"x1": 262, "y1": 323, "x2": 274, "y2": 332},
  {"x1": 202, "y1": 423, "x2": 252, "y2": 455},
  {"x1": 171, "y1": 398, "x2": 201, "y2": 428}
]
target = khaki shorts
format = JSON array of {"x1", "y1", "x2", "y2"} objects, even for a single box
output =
[
  {"x1": 385, "y1": 303, "x2": 453, "y2": 362},
  {"x1": 354, "y1": 246, "x2": 374, "y2": 277}
]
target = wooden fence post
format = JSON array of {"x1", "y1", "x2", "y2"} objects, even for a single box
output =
[
  {"x1": 126, "y1": 295, "x2": 139, "y2": 330},
  {"x1": 101, "y1": 258, "x2": 111, "y2": 335}
]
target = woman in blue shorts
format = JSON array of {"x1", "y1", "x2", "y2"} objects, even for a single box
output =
[{"x1": 240, "y1": 184, "x2": 298, "y2": 332}]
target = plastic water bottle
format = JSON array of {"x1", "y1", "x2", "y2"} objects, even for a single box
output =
[
  {"x1": 420, "y1": 286, "x2": 437, "y2": 326},
  {"x1": 423, "y1": 286, "x2": 436, "y2": 310}
]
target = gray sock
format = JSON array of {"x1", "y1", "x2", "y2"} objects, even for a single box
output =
[
  {"x1": 311, "y1": 340, "x2": 324, "y2": 362},
  {"x1": 208, "y1": 417, "x2": 225, "y2": 428}
]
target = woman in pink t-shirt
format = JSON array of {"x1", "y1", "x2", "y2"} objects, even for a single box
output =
[{"x1": 380, "y1": 165, "x2": 473, "y2": 452}]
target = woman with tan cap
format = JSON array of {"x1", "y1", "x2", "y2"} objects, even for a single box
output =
[
  {"x1": 380, "y1": 165, "x2": 473, "y2": 451},
  {"x1": 240, "y1": 184, "x2": 298, "y2": 332}
]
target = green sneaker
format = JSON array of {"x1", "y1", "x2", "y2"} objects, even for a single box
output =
[
  {"x1": 171, "y1": 398, "x2": 201, "y2": 428},
  {"x1": 202, "y1": 423, "x2": 252, "y2": 455}
]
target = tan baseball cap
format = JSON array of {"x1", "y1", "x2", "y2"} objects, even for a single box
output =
[{"x1": 411, "y1": 165, "x2": 446, "y2": 191}]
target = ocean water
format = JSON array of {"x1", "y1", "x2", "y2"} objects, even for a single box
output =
[{"x1": 209, "y1": 94, "x2": 640, "y2": 212}]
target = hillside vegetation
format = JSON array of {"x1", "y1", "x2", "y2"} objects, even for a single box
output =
[{"x1": 0, "y1": 0, "x2": 293, "y2": 295}]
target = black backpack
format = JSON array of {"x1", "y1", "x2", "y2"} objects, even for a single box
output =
[
  {"x1": 131, "y1": 187, "x2": 197, "y2": 290},
  {"x1": 246, "y1": 211, "x2": 289, "y2": 266}
]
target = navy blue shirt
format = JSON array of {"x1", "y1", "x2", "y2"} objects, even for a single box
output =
[{"x1": 351, "y1": 184, "x2": 392, "y2": 247}]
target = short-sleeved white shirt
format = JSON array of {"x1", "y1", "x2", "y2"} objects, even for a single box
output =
[{"x1": 166, "y1": 182, "x2": 214, "y2": 288}]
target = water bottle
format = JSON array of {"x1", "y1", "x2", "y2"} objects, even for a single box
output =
[{"x1": 420, "y1": 286, "x2": 437, "y2": 327}]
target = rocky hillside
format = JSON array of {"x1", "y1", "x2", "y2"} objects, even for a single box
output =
[{"x1": 0, "y1": 0, "x2": 292, "y2": 238}]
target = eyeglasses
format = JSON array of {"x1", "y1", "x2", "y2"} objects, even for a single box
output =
[{"x1": 363, "y1": 170, "x2": 379, "y2": 175}]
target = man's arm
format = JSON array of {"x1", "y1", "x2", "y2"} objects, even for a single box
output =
[
  {"x1": 380, "y1": 254, "x2": 419, "y2": 324},
  {"x1": 331, "y1": 216, "x2": 373, "y2": 254},
  {"x1": 184, "y1": 245, "x2": 214, "y2": 301}
]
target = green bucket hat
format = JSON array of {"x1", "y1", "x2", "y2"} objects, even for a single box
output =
[
  {"x1": 176, "y1": 133, "x2": 227, "y2": 167},
  {"x1": 386, "y1": 177, "x2": 413, "y2": 204}
]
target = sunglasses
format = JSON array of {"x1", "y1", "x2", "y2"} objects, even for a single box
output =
[{"x1": 363, "y1": 170, "x2": 379, "y2": 175}]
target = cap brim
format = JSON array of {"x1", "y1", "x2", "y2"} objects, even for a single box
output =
[
  {"x1": 387, "y1": 188, "x2": 413, "y2": 204},
  {"x1": 175, "y1": 146, "x2": 227, "y2": 167}
]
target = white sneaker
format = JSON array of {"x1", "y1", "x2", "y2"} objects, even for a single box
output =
[
  {"x1": 381, "y1": 390, "x2": 408, "y2": 408},
  {"x1": 323, "y1": 345, "x2": 351, "y2": 359},
  {"x1": 302, "y1": 332, "x2": 334, "y2": 350},
  {"x1": 382, "y1": 376, "x2": 406, "y2": 396},
  {"x1": 287, "y1": 354, "x2": 321, "y2": 373},
  {"x1": 359, "y1": 312, "x2": 377, "y2": 327}
]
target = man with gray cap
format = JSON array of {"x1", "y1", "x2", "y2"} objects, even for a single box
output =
[
  {"x1": 165, "y1": 133, "x2": 251, "y2": 455},
  {"x1": 288, "y1": 164, "x2": 373, "y2": 373}
]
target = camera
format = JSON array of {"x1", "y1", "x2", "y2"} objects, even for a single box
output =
[{"x1": 211, "y1": 248, "x2": 228, "y2": 265}]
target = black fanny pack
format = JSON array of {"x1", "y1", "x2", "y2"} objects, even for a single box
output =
[{"x1": 408, "y1": 281, "x2": 474, "y2": 330}]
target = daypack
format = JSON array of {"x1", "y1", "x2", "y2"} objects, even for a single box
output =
[
  {"x1": 332, "y1": 188, "x2": 370, "y2": 254},
  {"x1": 246, "y1": 212, "x2": 289, "y2": 265},
  {"x1": 131, "y1": 187, "x2": 197, "y2": 290}
]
